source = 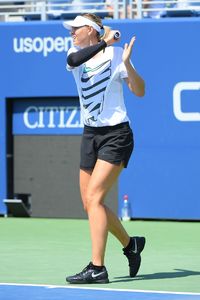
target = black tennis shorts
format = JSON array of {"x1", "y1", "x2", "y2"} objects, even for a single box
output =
[{"x1": 80, "y1": 122, "x2": 134, "y2": 170}]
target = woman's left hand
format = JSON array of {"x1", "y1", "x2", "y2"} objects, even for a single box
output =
[{"x1": 122, "y1": 36, "x2": 136, "y2": 64}]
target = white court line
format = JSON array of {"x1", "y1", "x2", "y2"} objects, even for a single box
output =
[{"x1": 0, "y1": 282, "x2": 200, "y2": 296}]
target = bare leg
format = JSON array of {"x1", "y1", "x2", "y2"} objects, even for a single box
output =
[
  {"x1": 80, "y1": 169, "x2": 130, "y2": 248},
  {"x1": 105, "y1": 205, "x2": 130, "y2": 247},
  {"x1": 80, "y1": 159, "x2": 130, "y2": 266}
]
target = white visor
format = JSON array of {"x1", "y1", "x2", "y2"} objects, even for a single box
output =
[{"x1": 63, "y1": 15, "x2": 101, "y2": 33}]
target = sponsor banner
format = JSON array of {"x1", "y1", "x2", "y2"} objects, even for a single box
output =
[
  {"x1": 173, "y1": 81, "x2": 200, "y2": 122},
  {"x1": 13, "y1": 36, "x2": 73, "y2": 57},
  {"x1": 13, "y1": 99, "x2": 83, "y2": 135}
]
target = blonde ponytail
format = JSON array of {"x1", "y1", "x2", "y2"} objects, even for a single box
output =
[{"x1": 100, "y1": 25, "x2": 112, "y2": 41}]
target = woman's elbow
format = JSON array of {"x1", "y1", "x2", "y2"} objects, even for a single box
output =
[
  {"x1": 131, "y1": 81, "x2": 145, "y2": 97},
  {"x1": 136, "y1": 86, "x2": 145, "y2": 97}
]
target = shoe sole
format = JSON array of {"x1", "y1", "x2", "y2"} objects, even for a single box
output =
[{"x1": 66, "y1": 278, "x2": 109, "y2": 284}]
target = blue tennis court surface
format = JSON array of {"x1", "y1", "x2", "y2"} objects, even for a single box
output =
[{"x1": 0, "y1": 284, "x2": 200, "y2": 300}]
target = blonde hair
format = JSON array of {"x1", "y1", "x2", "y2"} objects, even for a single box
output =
[{"x1": 82, "y1": 13, "x2": 111, "y2": 41}]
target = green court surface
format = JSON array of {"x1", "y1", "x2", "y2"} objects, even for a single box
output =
[{"x1": 0, "y1": 218, "x2": 199, "y2": 293}]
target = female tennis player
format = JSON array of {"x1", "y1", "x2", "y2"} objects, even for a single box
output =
[{"x1": 63, "y1": 13, "x2": 145, "y2": 284}]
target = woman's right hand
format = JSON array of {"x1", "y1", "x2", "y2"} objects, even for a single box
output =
[{"x1": 104, "y1": 30, "x2": 120, "y2": 46}]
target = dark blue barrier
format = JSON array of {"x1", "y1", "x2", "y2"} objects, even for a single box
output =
[
  {"x1": 13, "y1": 99, "x2": 83, "y2": 135},
  {"x1": 0, "y1": 19, "x2": 200, "y2": 219}
]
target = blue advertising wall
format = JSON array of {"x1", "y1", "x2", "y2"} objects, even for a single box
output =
[{"x1": 0, "y1": 18, "x2": 200, "y2": 219}]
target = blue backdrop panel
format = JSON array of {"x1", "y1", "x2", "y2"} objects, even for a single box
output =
[
  {"x1": 118, "y1": 19, "x2": 200, "y2": 220},
  {"x1": 0, "y1": 19, "x2": 200, "y2": 219}
]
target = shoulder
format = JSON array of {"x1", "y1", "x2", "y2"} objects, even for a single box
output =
[
  {"x1": 106, "y1": 46, "x2": 123, "y2": 53},
  {"x1": 107, "y1": 46, "x2": 123, "y2": 56},
  {"x1": 105, "y1": 46, "x2": 123, "y2": 60},
  {"x1": 67, "y1": 46, "x2": 80, "y2": 56},
  {"x1": 113, "y1": 46, "x2": 124, "y2": 55}
]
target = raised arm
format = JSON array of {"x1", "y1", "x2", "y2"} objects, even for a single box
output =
[{"x1": 123, "y1": 37, "x2": 145, "y2": 97}]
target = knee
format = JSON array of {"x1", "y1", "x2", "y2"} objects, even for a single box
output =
[
  {"x1": 84, "y1": 190, "x2": 101, "y2": 212},
  {"x1": 81, "y1": 193, "x2": 94, "y2": 213}
]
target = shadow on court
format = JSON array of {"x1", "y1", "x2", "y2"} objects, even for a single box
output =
[{"x1": 112, "y1": 269, "x2": 200, "y2": 283}]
